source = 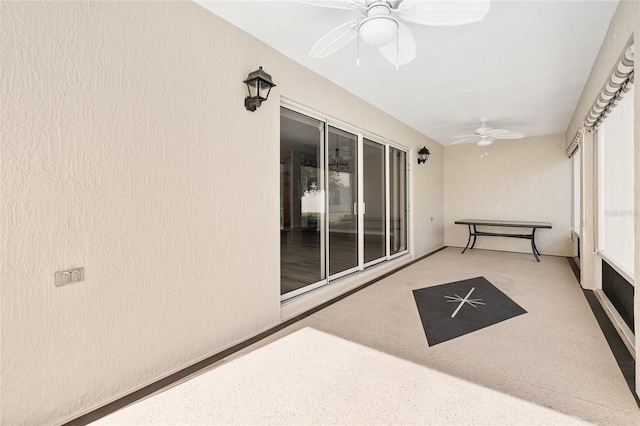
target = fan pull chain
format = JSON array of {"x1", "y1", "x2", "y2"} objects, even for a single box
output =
[
  {"x1": 356, "y1": 18, "x2": 361, "y2": 67},
  {"x1": 396, "y1": 31, "x2": 399, "y2": 71}
]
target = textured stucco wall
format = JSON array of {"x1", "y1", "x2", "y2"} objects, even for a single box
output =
[
  {"x1": 0, "y1": 1, "x2": 443, "y2": 424},
  {"x1": 444, "y1": 135, "x2": 573, "y2": 257},
  {"x1": 563, "y1": 0, "x2": 639, "y2": 396},
  {"x1": 411, "y1": 140, "x2": 444, "y2": 257}
]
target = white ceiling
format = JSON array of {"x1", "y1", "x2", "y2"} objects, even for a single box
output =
[{"x1": 197, "y1": 0, "x2": 618, "y2": 145}]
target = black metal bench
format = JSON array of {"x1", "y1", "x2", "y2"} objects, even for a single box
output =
[{"x1": 454, "y1": 219, "x2": 552, "y2": 262}]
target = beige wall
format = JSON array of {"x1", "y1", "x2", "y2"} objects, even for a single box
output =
[
  {"x1": 563, "y1": 0, "x2": 639, "y2": 395},
  {"x1": 0, "y1": 1, "x2": 443, "y2": 424},
  {"x1": 444, "y1": 135, "x2": 573, "y2": 257}
]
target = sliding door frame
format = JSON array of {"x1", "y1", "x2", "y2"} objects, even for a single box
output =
[
  {"x1": 326, "y1": 121, "x2": 360, "y2": 281},
  {"x1": 280, "y1": 99, "x2": 410, "y2": 301},
  {"x1": 388, "y1": 141, "x2": 410, "y2": 260},
  {"x1": 361, "y1": 137, "x2": 388, "y2": 269},
  {"x1": 279, "y1": 104, "x2": 329, "y2": 302}
]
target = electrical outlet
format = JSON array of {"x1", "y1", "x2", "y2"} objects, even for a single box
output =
[{"x1": 55, "y1": 267, "x2": 84, "y2": 287}]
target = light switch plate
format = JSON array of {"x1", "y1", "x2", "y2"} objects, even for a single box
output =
[{"x1": 55, "y1": 267, "x2": 84, "y2": 287}]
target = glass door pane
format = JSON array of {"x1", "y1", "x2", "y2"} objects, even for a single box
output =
[
  {"x1": 363, "y1": 139, "x2": 386, "y2": 263},
  {"x1": 389, "y1": 147, "x2": 407, "y2": 254},
  {"x1": 328, "y1": 126, "x2": 358, "y2": 276},
  {"x1": 280, "y1": 108, "x2": 326, "y2": 296}
]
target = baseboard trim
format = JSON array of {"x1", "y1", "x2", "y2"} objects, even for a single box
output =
[
  {"x1": 449, "y1": 245, "x2": 572, "y2": 259},
  {"x1": 567, "y1": 256, "x2": 580, "y2": 282},
  {"x1": 581, "y1": 289, "x2": 638, "y2": 406},
  {"x1": 64, "y1": 246, "x2": 446, "y2": 425},
  {"x1": 594, "y1": 289, "x2": 636, "y2": 359},
  {"x1": 281, "y1": 246, "x2": 445, "y2": 321}
]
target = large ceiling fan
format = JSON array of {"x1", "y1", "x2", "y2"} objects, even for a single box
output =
[
  {"x1": 304, "y1": 0, "x2": 490, "y2": 68},
  {"x1": 451, "y1": 117, "x2": 524, "y2": 146}
]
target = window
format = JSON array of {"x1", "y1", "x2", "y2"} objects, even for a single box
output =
[
  {"x1": 572, "y1": 149, "x2": 581, "y2": 237},
  {"x1": 597, "y1": 89, "x2": 634, "y2": 281}
]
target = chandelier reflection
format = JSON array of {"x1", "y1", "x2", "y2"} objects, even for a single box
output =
[{"x1": 329, "y1": 139, "x2": 350, "y2": 172}]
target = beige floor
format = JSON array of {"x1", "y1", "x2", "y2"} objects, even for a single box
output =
[{"x1": 95, "y1": 248, "x2": 639, "y2": 425}]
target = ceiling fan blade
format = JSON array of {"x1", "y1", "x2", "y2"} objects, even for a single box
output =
[
  {"x1": 487, "y1": 128, "x2": 509, "y2": 135},
  {"x1": 378, "y1": 21, "x2": 416, "y2": 66},
  {"x1": 398, "y1": 0, "x2": 490, "y2": 26},
  {"x1": 454, "y1": 134, "x2": 476, "y2": 138},
  {"x1": 493, "y1": 132, "x2": 525, "y2": 139},
  {"x1": 309, "y1": 20, "x2": 358, "y2": 58},
  {"x1": 297, "y1": 0, "x2": 363, "y2": 10},
  {"x1": 449, "y1": 137, "x2": 476, "y2": 145}
]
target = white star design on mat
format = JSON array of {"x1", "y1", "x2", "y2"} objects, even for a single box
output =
[{"x1": 445, "y1": 287, "x2": 486, "y2": 318}]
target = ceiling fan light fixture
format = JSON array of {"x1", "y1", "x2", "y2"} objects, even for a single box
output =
[
  {"x1": 450, "y1": 118, "x2": 524, "y2": 147},
  {"x1": 477, "y1": 136, "x2": 493, "y2": 147},
  {"x1": 306, "y1": 0, "x2": 491, "y2": 67},
  {"x1": 359, "y1": 7, "x2": 398, "y2": 46}
]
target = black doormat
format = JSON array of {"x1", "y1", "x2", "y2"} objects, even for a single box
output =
[{"x1": 413, "y1": 276, "x2": 527, "y2": 346}]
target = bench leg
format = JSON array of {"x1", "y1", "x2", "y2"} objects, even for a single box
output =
[
  {"x1": 470, "y1": 225, "x2": 478, "y2": 249},
  {"x1": 531, "y1": 228, "x2": 540, "y2": 262},
  {"x1": 461, "y1": 224, "x2": 472, "y2": 254}
]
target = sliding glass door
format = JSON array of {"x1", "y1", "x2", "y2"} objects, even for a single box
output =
[
  {"x1": 389, "y1": 146, "x2": 407, "y2": 255},
  {"x1": 280, "y1": 109, "x2": 326, "y2": 296},
  {"x1": 280, "y1": 105, "x2": 408, "y2": 300},
  {"x1": 328, "y1": 126, "x2": 359, "y2": 277},
  {"x1": 363, "y1": 139, "x2": 386, "y2": 264}
]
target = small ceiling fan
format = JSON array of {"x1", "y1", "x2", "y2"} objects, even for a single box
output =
[
  {"x1": 303, "y1": 0, "x2": 490, "y2": 68},
  {"x1": 450, "y1": 117, "x2": 524, "y2": 147}
]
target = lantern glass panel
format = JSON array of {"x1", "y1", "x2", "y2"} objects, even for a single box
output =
[
  {"x1": 259, "y1": 79, "x2": 272, "y2": 100},
  {"x1": 247, "y1": 79, "x2": 258, "y2": 98}
]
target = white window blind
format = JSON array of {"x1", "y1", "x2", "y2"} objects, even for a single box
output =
[
  {"x1": 597, "y1": 90, "x2": 635, "y2": 282},
  {"x1": 572, "y1": 150, "x2": 581, "y2": 236}
]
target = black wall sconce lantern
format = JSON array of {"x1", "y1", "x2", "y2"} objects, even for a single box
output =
[
  {"x1": 243, "y1": 66, "x2": 276, "y2": 112},
  {"x1": 417, "y1": 146, "x2": 430, "y2": 164}
]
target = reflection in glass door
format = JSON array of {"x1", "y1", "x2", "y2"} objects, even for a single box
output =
[
  {"x1": 280, "y1": 108, "x2": 326, "y2": 297},
  {"x1": 328, "y1": 126, "x2": 358, "y2": 277},
  {"x1": 363, "y1": 139, "x2": 386, "y2": 264},
  {"x1": 389, "y1": 146, "x2": 407, "y2": 255},
  {"x1": 280, "y1": 105, "x2": 410, "y2": 300}
]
